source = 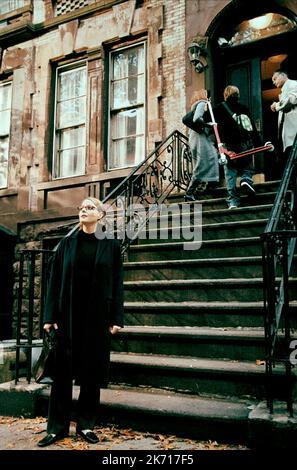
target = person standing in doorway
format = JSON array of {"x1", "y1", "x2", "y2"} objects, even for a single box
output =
[
  {"x1": 37, "y1": 197, "x2": 124, "y2": 447},
  {"x1": 214, "y1": 85, "x2": 261, "y2": 209},
  {"x1": 271, "y1": 69, "x2": 297, "y2": 168}
]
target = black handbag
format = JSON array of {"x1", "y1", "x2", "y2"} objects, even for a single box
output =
[
  {"x1": 33, "y1": 327, "x2": 57, "y2": 384},
  {"x1": 182, "y1": 109, "x2": 203, "y2": 133}
]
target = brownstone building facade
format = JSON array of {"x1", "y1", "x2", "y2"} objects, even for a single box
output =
[{"x1": 0, "y1": 0, "x2": 296, "y2": 338}]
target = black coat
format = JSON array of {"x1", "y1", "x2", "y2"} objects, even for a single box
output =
[
  {"x1": 43, "y1": 231, "x2": 124, "y2": 387},
  {"x1": 213, "y1": 100, "x2": 261, "y2": 155}
]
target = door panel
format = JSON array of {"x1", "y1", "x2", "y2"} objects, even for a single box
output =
[
  {"x1": 226, "y1": 58, "x2": 262, "y2": 135},
  {"x1": 226, "y1": 59, "x2": 264, "y2": 172}
]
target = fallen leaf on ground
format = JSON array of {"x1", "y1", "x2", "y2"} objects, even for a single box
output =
[{"x1": 256, "y1": 359, "x2": 265, "y2": 365}]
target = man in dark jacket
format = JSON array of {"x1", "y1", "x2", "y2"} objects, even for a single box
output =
[{"x1": 214, "y1": 85, "x2": 261, "y2": 209}]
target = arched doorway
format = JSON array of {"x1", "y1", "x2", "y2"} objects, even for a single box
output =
[
  {"x1": 0, "y1": 227, "x2": 16, "y2": 339},
  {"x1": 207, "y1": 1, "x2": 297, "y2": 181}
]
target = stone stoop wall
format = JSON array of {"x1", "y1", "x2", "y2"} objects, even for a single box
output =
[{"x1": 0, "y1": 341, "x2": 26, "y2": 383}]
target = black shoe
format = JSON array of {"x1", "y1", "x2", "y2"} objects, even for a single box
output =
[
  {"x1": 77, "y1": 429, "x2": 99, "y2": 444},
  {"x1": 184, "y1": 193, "x2": 197, "y2": 202},
  {"x1": 37, "y1": 432, "x2": 68, "y2": 447}
]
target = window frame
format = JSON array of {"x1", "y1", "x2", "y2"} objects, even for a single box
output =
[
  {"x1": 0, "y1": 0, "x2": 25, "y2": 16},
  {"x1": 0, "y1": 81, "x2": 12, "y2": 190},
  {"x1": 107, "y1": 41, "x2": 147, "y2": 171},
  {"x1": 52, "y1": 60, "x2": 88, "y2": 180}
]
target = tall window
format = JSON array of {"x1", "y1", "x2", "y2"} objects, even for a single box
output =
[
  {"x1": 0, "y1": 83, "x2": 12, "y2": 189},
  {"x1": 109, "y1": 43, "x2": 146, "y2": 170},
  {"x1": 53, "y1": 63, "x2": 87, "y2": 179}
]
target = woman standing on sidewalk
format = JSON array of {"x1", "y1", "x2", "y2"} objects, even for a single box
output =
[{"x1": 38, "y1": 197, "x2": 124, "y2": 447}]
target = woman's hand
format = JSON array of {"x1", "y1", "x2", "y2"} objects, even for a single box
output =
[
  {"x1": 109, "y1": 325, "x2": 122, "y2": 335},
  {"x1": 43, "y1": 323, "x2": 58, "y2": 333}
]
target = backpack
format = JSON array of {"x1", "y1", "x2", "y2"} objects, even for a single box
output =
[
  {"x1": 222, "y1": 102, "x2": 255, "y2": 152},
  {"x1": 232, "y1": 113, "x2": 253, "y2": 132}
]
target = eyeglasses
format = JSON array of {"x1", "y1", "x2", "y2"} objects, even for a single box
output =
[{"x1": 78, "y1": 205, "x2": 98, "y2": 212}]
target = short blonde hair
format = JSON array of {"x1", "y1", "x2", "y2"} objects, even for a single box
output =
[
  {"x1": 224, "y1": 85, "x2": 240, "y2": 101},
  {"x1": 78, "y1": 197, "x2": 106, "y2": 229},
  {"x1": 190, "y1": 89, "x2": 208, "y2": 106}
]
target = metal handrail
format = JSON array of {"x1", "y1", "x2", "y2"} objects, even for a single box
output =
[
  {"x1": 63, "y1": 130, "x2": 191, "y2": 253},
  {"x1": 15, "y1": 249, "x2": 54, "y2": 383},
  {"x1": 261, "y1": 135, "x2": 297, "y2": 415}
]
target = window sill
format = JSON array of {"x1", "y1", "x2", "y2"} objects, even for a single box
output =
[
  {"x1": 36, "y1": 169, "x2": 131, "y2": 191},
  {"x1": 0, "y1": 188, "x2": 18, "y2": 197}
]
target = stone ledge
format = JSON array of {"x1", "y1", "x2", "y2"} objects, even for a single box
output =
[
  {"x1": 0, "y1": 379, "x2": 49, "y2": 418},
  {"x1": 248, "y1": 401, "x2": 297, "y2": 449}
]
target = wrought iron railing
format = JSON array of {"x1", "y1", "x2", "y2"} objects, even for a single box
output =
[
  {"x1": 261, "y1": 136, "x2": 297, "y2": 415},
  {"x1": 64, "y1": 130, "x2": 192, "y2": 252},
  {"x1": 15, "y1": 249, "x2": 53, "y2": 383},
  {"x1": 15, "y1": 130, "x2": 191, "y2": 382}
]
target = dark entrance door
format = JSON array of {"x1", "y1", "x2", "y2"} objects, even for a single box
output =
[
  {"x1": 226, "y1": 58, "x2": 264, "y2": 173},
  {"x1": 210, "y1": 10, "x2": 297, "y2": 180},
  {"x1": 0, "y1": 229, "x2": 16, "y2": 339}
]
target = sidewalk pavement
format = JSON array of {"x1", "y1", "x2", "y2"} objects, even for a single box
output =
[
  {"x1": 0, "y1": 416, "x2": 288, "y2": 469},
  {"x1": 0, "y1": 416, "x2": 249, "y2": 451}
]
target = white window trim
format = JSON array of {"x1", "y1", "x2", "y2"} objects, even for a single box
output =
[
  {"x1": 52, "y1": 60, "x2": 87, "y2": 180},
  {"x1": 108, "y1": 41, "x2": 146, "y2": 171},
  {"x1": 0, "y1": 81, "x2": 12, "y2": 190}
]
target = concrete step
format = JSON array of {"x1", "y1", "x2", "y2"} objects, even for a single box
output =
[
  {"x1": 124, "y1": 256, "x2": 262, "y2": 281},
  {"x1": 124, "y1": 301, "x2": 297, "y2": 328},
  {"x1": 36, "y1": 385, "x2": 253, "y2": 444},
  {"x1": 5, "y1": 381, "x2": 296, "y2": 448},
  {"x1": 124, "y1": 256, "x2": 264, "y2": 280},
  {"x1": 125, "y1": 254, "x2": 297, "y2": 281},
  {"x1": 200, "y1": 204, "x2": 271, "y2": 223},
  {"x1": 124, "y1": 301, "x2": 265, "y2": 327},
  {"x1": 167, "y1": 180, "x2": 280, "y2": 205},
  {"x1": 206, "y1": 190, "x2": 277, "y2": 208},
  {"x1": 128, "y1": 236, "x2": 262, "y2": 261},
  {"x1": 124, "y1": 278, "x2": 297, "y2": 303},
  {"x1": 146, "y1": 202, "x2": 272, "y2": 227},
  {"x1": 112, "y1": 326, "x2": 265, "y2": 361},
  {"x1": 109, "y1": 353, "x2": 294, "y2": 400},
  {"x1": 136, "y1": 218, "x2": 267, "y2": 245},
  {"x1": 183, "y1": 191, "x2": 277, "y2": 211}
]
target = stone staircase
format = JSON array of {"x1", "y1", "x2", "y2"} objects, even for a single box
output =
[
  {"x1": 104, "y1": 180, "x2": 297, "y2": 441},
  {"x1": 34, "y1": 180, "x2": 297, "y2": 446}
]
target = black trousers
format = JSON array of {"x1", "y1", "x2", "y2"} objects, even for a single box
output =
[{"x1": 47, "y1": 376, "x2": 100, "y2": 435}]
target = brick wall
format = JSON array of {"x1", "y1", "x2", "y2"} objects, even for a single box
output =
[{"x1": 149, "y1": 0, "x2": 186, "y2": 137}]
